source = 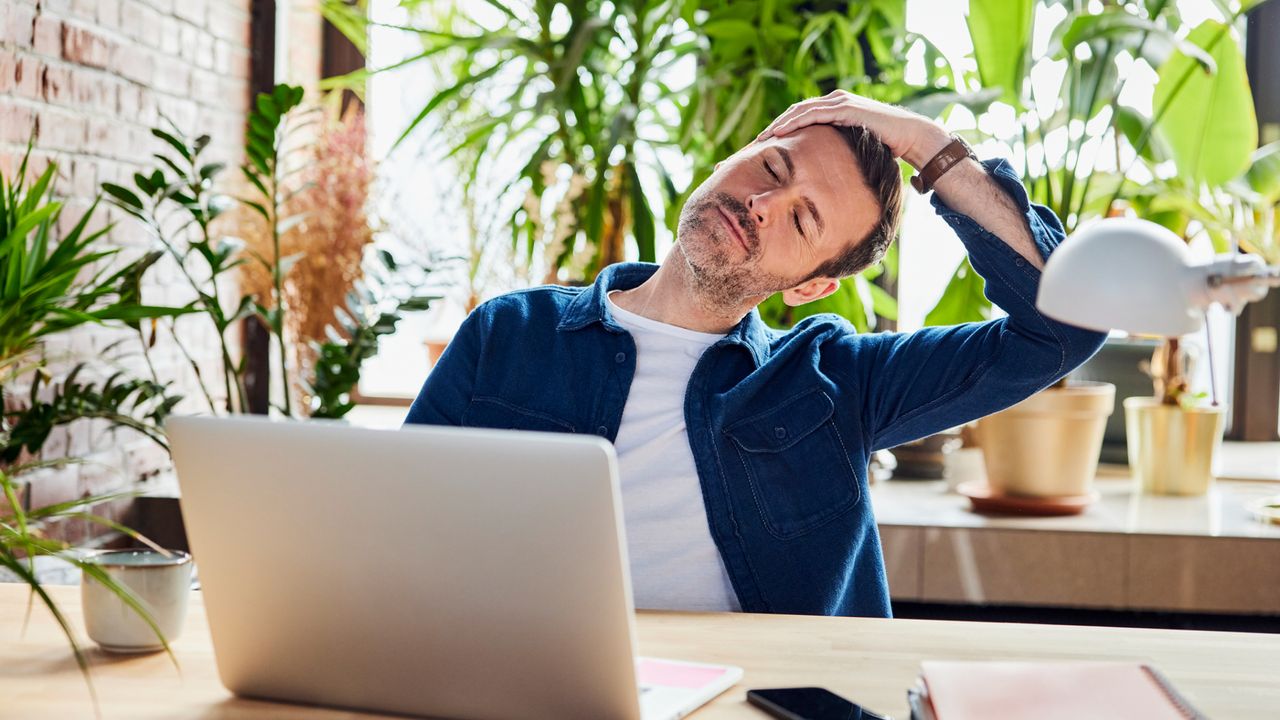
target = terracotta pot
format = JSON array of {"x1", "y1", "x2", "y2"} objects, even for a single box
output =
[
  {"x1": 1124, "y1": 397, "x2": 1226, "y2": 496},
  {"x1": 977, "y1": 382, "x2": 1115, "y2": 498}
]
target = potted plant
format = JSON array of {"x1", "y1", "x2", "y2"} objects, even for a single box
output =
[
  {"x1": 306, "y1": 247, "x2": 439, "y2": 419},
  {"x1": 1, "y1": 144, "x2": 188, "y2": 701},
  {"x1": 1122, "y1": 339, "x2": 1224, "y2": 494}
]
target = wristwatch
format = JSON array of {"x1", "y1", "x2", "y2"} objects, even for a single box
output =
[{"x1": 910, "y1": 134, "x2": 978, "y2": 194}]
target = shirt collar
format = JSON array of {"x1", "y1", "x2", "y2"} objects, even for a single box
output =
[{"x1": 558, "y1": 262, "x2": 773, "y2": 367}]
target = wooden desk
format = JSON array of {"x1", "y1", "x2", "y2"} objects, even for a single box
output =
[{"x1": 3, "y1": 586, "x2": 1278, "y2": 719}]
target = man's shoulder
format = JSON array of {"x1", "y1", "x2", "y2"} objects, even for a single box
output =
[
  {"x1": 473, "y1": 284, "x2": 585, "y2": 323},
  {"x1": 765, "y1": 312, "x2": 888, "y2": 358},
  {"x1": 773, "y1": 312, "x2": 859, "y2": 341}
]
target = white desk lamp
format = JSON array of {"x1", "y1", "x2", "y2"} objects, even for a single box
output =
[{"x1": 1036, "y1": 218, "x2": 1280, "y2": 337}]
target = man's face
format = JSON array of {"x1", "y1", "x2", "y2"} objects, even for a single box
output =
[{"x1": 676, "y1": 125, "x2": 880, "y2": 308}]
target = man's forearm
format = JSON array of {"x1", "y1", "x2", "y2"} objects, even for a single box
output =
[{"x1": 903, "y1": 125, "x2": 1046, "y2": 270}]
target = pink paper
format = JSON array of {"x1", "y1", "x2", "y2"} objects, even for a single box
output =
[{"x1": 637, "y1": 659, "x2": 728, "y2": 689}]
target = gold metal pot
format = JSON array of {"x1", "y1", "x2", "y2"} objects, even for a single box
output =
[
  {"x1": 977, "y1": 382, "x2": 1115, "y2": 497},
  {"x1": 1123, "y1": 397, "x2": 1226, "y2": 496}
]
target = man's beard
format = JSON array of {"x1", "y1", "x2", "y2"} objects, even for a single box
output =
[{"x1": 675, "y1": 190, "x2": 801, "y2": 310}]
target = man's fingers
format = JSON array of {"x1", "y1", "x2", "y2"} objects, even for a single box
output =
[
  {"x1": 757, "y1": 98, "x2": 848, "y2": 140},
  {"x1": 757, "y1": 110, "x2": 800, "y2": 140},
  {"x1": 769, "y1": 106, "x2": 852, "y2": 137}
]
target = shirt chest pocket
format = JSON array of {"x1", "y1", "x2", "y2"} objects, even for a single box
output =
[
  {"x1": 462, "y1": 397, "x2": 577, "y2": 433},
  {"x1": 723, "y1": 389, "x2": 861, "y2": 539}
]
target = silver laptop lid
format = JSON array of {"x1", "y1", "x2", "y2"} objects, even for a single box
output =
[{"x1": 168, "y1": 415, "x2": 641, "y2": 720}]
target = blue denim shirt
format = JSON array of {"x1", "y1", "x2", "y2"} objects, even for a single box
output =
[{"x1": 405, "y1": 159, "x2": 1107, "y2": 617}]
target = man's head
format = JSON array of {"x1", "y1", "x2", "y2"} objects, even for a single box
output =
[{"x1": 674, "y1": 124, "x2": 903, "y2": 310}]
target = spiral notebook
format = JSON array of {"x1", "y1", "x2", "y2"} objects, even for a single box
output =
[{"x1": 906, "y1": 661, "x2": 1208, "y2": 720}]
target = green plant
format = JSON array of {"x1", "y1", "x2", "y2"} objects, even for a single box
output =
[
  {"x1": 109, "y1": 96, "x2": 388, "y2": 418},
  {"x1": 305, "y1": 249, "x2": 438, "y2": 419},
  {"x1": 1227, "y1": 141, "x2": 1280, "y2": 264},
  {"x1": 946, "y1": 0, "x2": 1276, "y2": 406},
  {"x1": 926, "y1": 0, "x2": 1268, "y2": 326},
  {"x1": 321, "y1": 0, "x2": 694, "y2": 283},
  {"x1": 0, "y1": 147, "x2": 192, "y2": 371},
  {"x1": 0, "y1": 465, "x2": 177, "y2": 708},
  {"x1": 1, "y1": 143, "x2": 192, "y2": 457},
  {"x1": 0, "y1": 143, "x2": 188, "y2": 708},
  {"x1": 103, "y1": 120, "x2": 253, "y2": 414},
  {"x1": 241, "y1": 83, "x2": 312, "y2": 416},
  {"x1": 2, "y1": 360, "x2": 179, "y2": 464}
]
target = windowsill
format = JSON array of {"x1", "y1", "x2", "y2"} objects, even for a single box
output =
[
  {"x1": 873, "y1": 463, "x2": 1280, "y2": 540},
  {"x1": 1217, "y1": 441, "x2": 1280, "y2": 482},
  {"x1": 344, "y1": 405, "x2": 410, "y2": 429}
]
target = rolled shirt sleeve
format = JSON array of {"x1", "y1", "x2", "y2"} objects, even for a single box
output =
[{"x1": 831, "y1": 158, "x2": 1109, "y2": 451}]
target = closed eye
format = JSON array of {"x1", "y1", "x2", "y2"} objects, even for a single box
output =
[{"x1": 763, "y1": 161, "x2": 805, "y2": 239}]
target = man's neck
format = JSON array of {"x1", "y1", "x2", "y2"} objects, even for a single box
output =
[{"x1": 609, "y1": 249, "x2": 757, "y2": 335}]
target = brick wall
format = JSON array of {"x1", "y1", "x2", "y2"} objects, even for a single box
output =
[{"x1": 0, "y1": 0, "x2": 252, "y2": 543}]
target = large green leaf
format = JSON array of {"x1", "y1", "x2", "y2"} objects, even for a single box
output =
[
  {"x1": 966, "y1": 0, "x2": 1033, "y2": 107},
  {"x1": 924, "y1": 259, "x2": 991, "y2": 326},
  {"x1": 626, "y1": 163, "x2": 656, "y2": 263},
  {"x1": 1114, "y1": 105, "x2": 1170, "y2": 164},
  {"x1": 899, "y1": 88, "x2": 1001, "y2": 122},
  {"x1": 1243, "y1": 141, "x2": 1280, "y2": 204},
  {"x1": 703, "y1": 18, "x2": 758, "y2": 43},
  {"x1": 1053, "y1": 9, "x2": 1214, "y2": 72},
  {"x1": 1154, "y1": 20, "x2": 1257, "y2": 186}
]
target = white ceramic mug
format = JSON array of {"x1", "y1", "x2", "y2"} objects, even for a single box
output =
[{"x1": 81, "y1": 549, "x2": 193, "y2": 653}]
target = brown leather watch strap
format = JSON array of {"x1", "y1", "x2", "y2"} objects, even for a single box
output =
[{"x1": 910, "y1": 135, "x2": 977, "y2": 194}]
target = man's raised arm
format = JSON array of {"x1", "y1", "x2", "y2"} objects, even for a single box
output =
[
  {"x1": 757, "y1": 91, "x2": 1107, "y2": 450},
  {"x1": 902, "y1": 129, "x2": 1046, "y2": 270}
]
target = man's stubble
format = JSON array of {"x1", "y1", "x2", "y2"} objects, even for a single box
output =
[{"x1": 675, "y1": 189, "x2": 800, "y2": 313}]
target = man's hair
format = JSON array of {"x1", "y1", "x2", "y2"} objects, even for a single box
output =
[{"x1": 804, "y1": 124, "x2": 904, "y2": 281}]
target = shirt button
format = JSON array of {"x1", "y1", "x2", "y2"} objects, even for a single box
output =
[
  {"x1": 597, "y1": 425, "x2": 609, "y2": 436},
  {"x1": 615, "y1": 352, "x2": 626, "y2": 364},
  {"x1": 774, "y1": 426, "x2": 787, "y2": 440},
  {"x1": 1015, "y1": 258, "x2": 1025, "y2": 267}
]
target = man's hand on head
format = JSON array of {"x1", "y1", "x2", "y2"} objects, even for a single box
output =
[{"x1": 755, "y1": 90, "x2": 951, "y2": 170}]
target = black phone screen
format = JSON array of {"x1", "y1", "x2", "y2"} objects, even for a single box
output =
[{"x1": 747, "y1": 687, "x2": 888, "y2": 720}]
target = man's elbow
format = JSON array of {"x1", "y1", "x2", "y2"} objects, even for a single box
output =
[
  {"x1": 1058, "y1": 325, "x2": 1109, "y2": 379},
  {"x1": 1006, "y1": 317, "x2": 1108, "y2": 386}
]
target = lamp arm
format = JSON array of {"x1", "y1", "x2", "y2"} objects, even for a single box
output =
[{"x1": 1201, "y1": 255, "x2": 1280, "y2": 315}]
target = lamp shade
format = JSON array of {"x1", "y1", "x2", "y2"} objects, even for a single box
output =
[{"x1": 1036, "y1": 218, "x2": 1207, "y2": 337}]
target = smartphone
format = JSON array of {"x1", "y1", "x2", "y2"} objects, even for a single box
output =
[{"x1": 746, "y1": 687, "x2": 891, "y2": 720}]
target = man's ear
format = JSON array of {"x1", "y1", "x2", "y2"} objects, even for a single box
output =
[{"x1": 781, "y1": 277, "x2": 839, "y2": 307}]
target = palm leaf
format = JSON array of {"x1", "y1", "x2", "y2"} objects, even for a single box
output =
[{"x1": 0, "y1": 553, "x2": 99, "y2": 708}]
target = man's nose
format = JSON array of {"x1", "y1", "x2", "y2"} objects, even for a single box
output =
[{"x1": 746, "y1": 192, "x2": 775, "y2": 228}]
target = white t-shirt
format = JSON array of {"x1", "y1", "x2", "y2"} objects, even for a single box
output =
[{"x1": 606, "y1": 292, "x2": 741, "y2": 612}]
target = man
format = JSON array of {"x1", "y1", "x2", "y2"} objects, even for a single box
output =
[{"x1": 405, "y1": 91, "x2": 1107, "y2": 617}]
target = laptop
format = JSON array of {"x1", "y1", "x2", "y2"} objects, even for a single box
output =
[{"x1": 167, "y1": 415, "x2": 742, "y2": 720}]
